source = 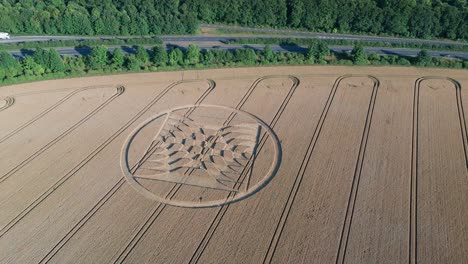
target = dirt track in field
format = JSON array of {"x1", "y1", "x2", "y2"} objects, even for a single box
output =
[{"x1": 0, "y1": 66, "x2": 467, "y2": 264}]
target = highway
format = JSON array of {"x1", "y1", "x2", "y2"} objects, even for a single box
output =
[
  {"x1": 2, "y1": 24, "x2": 467, "y2": 60},
  {"x1": 1, "y1": 24, "x2": 466, "y2": 47},
  {"x1": 201, "y1": 24, "x2": 468, "y2": 47},
  {"x1": 7, "y1": 43, "x2": 468, "y2": 60}
]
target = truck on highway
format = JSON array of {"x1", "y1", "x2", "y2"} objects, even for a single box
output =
[{"x1": 0, "y1": 32, "x2": 11, "y2": 39}]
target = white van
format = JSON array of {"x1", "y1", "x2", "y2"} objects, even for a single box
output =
[{"x1": 0, "y1": 32, "x2": 11, "y2": 40}]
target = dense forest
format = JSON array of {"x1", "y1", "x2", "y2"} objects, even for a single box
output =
[
  {"x1": 0, "y1": 0, "x2": 466, "y2": 40},
  {"x1": 189, "y1": 0, "x2": 467, "y2": 40}
]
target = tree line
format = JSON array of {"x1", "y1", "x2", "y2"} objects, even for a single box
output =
[
  {"x1": 0, "y1": 0, "x2": 466, "y2": 40},
  {"x1": 188, "y1": 0, "x2": 467, "y2": 40},
  {"x1": 0, "y1": 0, "x2": 197, "y2": 36},
  {"x1": 1, "y1": 43, "x2": 467, "y2": 84}
]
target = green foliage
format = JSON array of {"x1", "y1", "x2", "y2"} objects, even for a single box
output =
[
  {"x1": 111, "y1": 49, "x2": 125, "y2": 68},
  {"x1": 48, "y1": 49, "x2": 65, "y2": 73},
  {"x1": 306, "y1": 45, "x2": 316, "y2": 63},
  {"x1": 234, "y1": 49, "x2": 257, "y2": 65},
  {"x1": 87, "y1": 46, "x2": 108, "y2": 69},
  {"x1": 318, "y1": 43, "x2": 330, "y2": 61},
  {"x1": 185, "y1": 0, "x2": 467, "y2": 40},
  {"x1": 0, "y1": 0, "x2": 196, "y2": 35},
  {"x1": 0, "y1": 0, "x2": 465, "y2": 41},
  {"x1": 351, "y1": 44, "x2": 367, "y2": 65},
  {"x1": 416, "y1": 50, "x2": 432, "y2": 66},
  {"x1": 305, "y1": 40, "x2": 330, "y2": 63},
  {"x1": 22, "y1": 56, "x2": 45, "y2": 76},
  {"x1": 126, "y1": 55, "x2": 142, "y2": 71},
  {"x1": 33, "y1": 49, "x2": 49, "y2": 70},
  {"x1": 152, "y1": 45, "x2": 168, "y2": 66},
  {"x1": 168, "y1": 48, "x2": 184, "y2": 66},
  {"x1": 397, "y1": 57, "x2": 412, "y2": 66},
  {"x1": 63, "y1": 56, "x2": 86, "y2": 72},
  {"x1": 31, "y1": 48, "x2": 64, "y2": 73},
  {"x1": 135, "y1": 46, "x2": 150, "y2": 64},
  {"x1": 1, "y1": 45, "x2": 467, "y2": 86},
  {"x1": 0, "y1": 51, "x2": 22, "y2": 80},
  {"x1": 368, "y1": 53, "x2": 380, "y2": 62},
  {"x1": 185, "y1": 44, "x2": 201, "y2": 65},
  {"x1": 203, "y1": 50, "x2": 216, "y2": 65},
  {"x1": 263, "y1": 45, "x2": 276, "y2": 63}
]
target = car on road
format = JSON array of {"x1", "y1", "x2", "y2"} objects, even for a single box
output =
[{"x1": 0, "y1": 32, "x2": 10, "y2": 39}]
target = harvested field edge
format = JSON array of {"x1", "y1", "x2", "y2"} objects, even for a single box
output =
[
  {"x1": 38, "y1": 79, "x2": 216, "y2": 264},
  {"x1": 0, "y1": 85, "x2": 125, "y2": 184},
  {"x1": 113, "y1": 75, "x2": 299, "y2": 264},
  {"x1": 261, "y1": 75, "x2": 380, "y2": 264},
  {"x1": 409, "y1": 76, "x2": 467, "y2": 264},
  {"x1": 0, "y1": 80, "x2": 213, "y2": 239}
]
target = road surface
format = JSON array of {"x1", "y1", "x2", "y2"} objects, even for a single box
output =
[
  {"x1": 1, "y1": 24, "x2": 466, "y2": 48},
  {"x1": 7, "y1": 43, "x2": 468, "y2": 60},
  {"x1": 201, "y1": 24, "x2": 468, "y2": 47}
]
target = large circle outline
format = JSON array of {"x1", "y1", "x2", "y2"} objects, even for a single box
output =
[{"x1": 120, "y1": 104, "x2": 281, "y2": 208}]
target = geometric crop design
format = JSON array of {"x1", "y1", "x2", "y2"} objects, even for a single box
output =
[
  {"x1": 121, "y1": 104, "x2": 281, "y2": 208},
  {"x1": 134, "y1": 113, "x2": 260, "y2": 192}
]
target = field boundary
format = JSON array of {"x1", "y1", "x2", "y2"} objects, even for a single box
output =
[{"x1": 409, "y1": 76, "x2": 466, "y2": 264}]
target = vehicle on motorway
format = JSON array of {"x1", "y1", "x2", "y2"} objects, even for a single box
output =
[{"x1": 0, "y1": 32, "x2": 10, "y2": 39}]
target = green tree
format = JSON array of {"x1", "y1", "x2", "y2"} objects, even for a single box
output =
[
  {"x1": 368, "y1": 53, "x2": 380, "y2": 62},
  {"x1": 234, "y1": 48, "x2": 257, "y2": 65},
  {"x1": 306, "y1": 40, "x2": 329, "y2": 63},
  {"x1": 0, "y1": 0, "x2": 466, "y2": 41},
  {"x1": 111, "y1": 49, "x2": 125, "y2": 68},
  {"x1": 168, "y1": 48, "x2": 184, "y2": 66},
  {"x1": 63, "y1": 55, "x2": 86, "y2": 72},
  {"x1": 288, "y1": 0, "x2": 305, "y2": 27},
  {"x1": 416, "y1": 49, "x2": 432, "y2": 66},
  {"x1": 33, "y1": 48, "x2": 49, "y2": 69},
  {"x1": 0, "y1": 51, "x2": 21, "y2": 80},
  {"x1": 47, "y1": 49, "x2": 65, "y2": 73},
  {"x1": 306, "y1": 44, "x2": 316, "y2": 63},
  {"x1": 317, "y1": 42, "x2": 330, "y2": 60},
  {"x1": 351, "y1": 44, "x2": 367, "y2": 65},
  {"x1": 22, "y1": 56, "x2": 45, "y2": 76},
  {"x1": 263, "y1": 45, "x2": 276, "y2": 63},
  {"x1": 87, "y1": 45, "x2": 108, "y2": 69},
  {"x1": 203, "y1": 50, "x2": 215, "y2": 65},
  {"x1": 408, "y1": 4, "x2": 435, "y2": 38},
  {"x1": 135, "y1": 46, "x2": 149, "y2": 64},
  {"x1": 397, "y1": 57, "x2": 411, "y2": 66},
  {"x1": 185, "y1": 44, "x2": 201, "y2": 65},
  {"x1": 126, "y1": 55, "x2": 142, "y2": 71},
  {"x1": 152, "y1": 45, "x2": 168, "y2": 66}
]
